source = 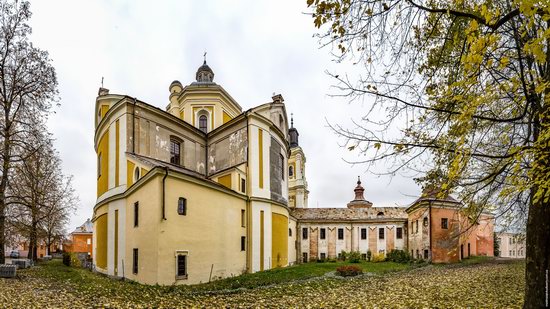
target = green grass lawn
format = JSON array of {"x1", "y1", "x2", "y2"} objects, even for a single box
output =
[{"x1": 0, "y1": 258, "x2": 524, "y2": 308}]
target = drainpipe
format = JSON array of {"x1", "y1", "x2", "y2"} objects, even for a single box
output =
[
  {"x1": 429, "y1": 201, "x2": 433, "y2": 261},
  {"x1": 162, "y1": 166, "x2": 168, "y2": 221},
  {"x1": 132, "y1": 97, "x2": 137, "y2": 153}
]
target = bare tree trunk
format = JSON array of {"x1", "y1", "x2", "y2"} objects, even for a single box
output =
[{"x1": 0, "y1": 130, "x2": 9, "y2": 265}]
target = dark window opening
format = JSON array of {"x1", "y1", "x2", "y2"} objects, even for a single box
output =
[
  {"x1": 178, "y1": 197, "x2": 187, "y2": 216},
  {"x1": 170, "y1": 139, "x2": 181, "y2": 165},
  {"x1": 289, "y1": 228, "x2": 292, "y2": 237},
  {"x1": 416, "y1": 249, "x2": 420, "y2": 259},
  {"x1": 338, "y1": 228, "x2": 344, "y2": 240},
  {"x1": 320, "y1": 253, "x2": 326, "y2": 260},
  {"x1": 396, "y1": 227, "x2": 403, "y2": 239},
  {"x1": 441, "y1": 218, "x2": 448, "y2": 229},
  {"x1": 361, "y1": 253, "x2": 367, "y2": 260},
  {"x1": 280, "y1": 154, "x2": 285, "y2": 180},
  {"x1": 241, "y1": 209, "x2": 245, "y2": 227},
  {"x1": 361, "y1": 228, "x2": 367, "y2": 240},
  {"x1": 379, "y1": 227, "x2": 385, "y2": 240},
  {"x1": 320, "y1": 228, "x2": 326, "y2": 240},
  {"x1": 199, "y1": 115, "x2": 208, "y2": 133},
  {"x1": 241, "y1": 236, "x2": 246, "y2": 251},
  {"x1": 302, "y1": 252, "x2": 308, "y2": 263},
  {"x1": 132, "y1": 248, "x2": 138, "y2": 274},
  {"x1": 302, "y1": 228, "x2": 308, "y2": 240},
  {"x1": 97, "y1": 153, "x2": 102, "y2": 178},
  {"x1": 241, "y1": 178, "x2": 246, "y2": 193},
  {"x1": 176, "y1": 255, "x2": 187, "y2": 278},
  {"x1": 423, "y1": 217, "x2": 428, "y2": 227},
  {"x1": 377, "y1": 212, "x2": 384, "y2": 218},
  {"x1": 134, "y1": 202, "x2": 139, "y2": 227},
  {"x1": 289, "y1": 165, "x2": 294, "y2": 178},
  {"x1": 424, "y1": 249, "x2": 429, "y2": 259}
]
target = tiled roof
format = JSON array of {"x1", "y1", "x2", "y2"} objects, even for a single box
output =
[
  {"x1": 291, "y1": 206, "x2": 408, "y2": 222},
  {"x1": 72, "y1": 219, "x2": 93, "y2": 234}
]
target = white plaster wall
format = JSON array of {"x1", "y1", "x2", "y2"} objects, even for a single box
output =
[
  {"x1": 108, "y1": 121, "x2": 116, "y2": 189},
  {"x1": 288, "y1": 218, "x2": 297, "y2": 265},
  {"x1": 249, "y1": 122, "x2": 270, "y2": 199},
  {"x1": 377, "y1": 225, "x2": 386, "y2": 254},
  {"x1": 335, "y1": 225, "x2": 347, "y2": 256},
  {"x1": 251, "y1": 201, "x2": 272, "y2": 272},
  {"x1": 119, "y1": 115, "x2": 127, "y2": 189},
  {"x1": 318, "y1": 226, "x2": 328, "y2": 258},
  {"x1": 299, "y1": 224, "x2": 310, "y2": 261}
]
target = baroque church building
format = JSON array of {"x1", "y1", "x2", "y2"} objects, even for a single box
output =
[{"x1": 93, "y1": 61, "x2": 494, "y2": 285}]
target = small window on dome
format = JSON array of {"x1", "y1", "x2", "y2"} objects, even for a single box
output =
[{"x1": 199, "y1": 115, "x2": 208, "y2": 133}]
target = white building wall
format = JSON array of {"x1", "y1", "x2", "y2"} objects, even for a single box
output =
[{"x1": 251, "y1": 201, "x2": 272, "y2": 272}]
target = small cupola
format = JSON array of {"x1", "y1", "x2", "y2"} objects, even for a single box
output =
[
  {"x1": 196, "y1": 59, "x2": 214, "y2": 83},
  {"x1": 347, "y1": 176, "x2": 373, "y2": 208},
  {"x1": 289, "y1": 113, "x2": 299, "y2": 148}
]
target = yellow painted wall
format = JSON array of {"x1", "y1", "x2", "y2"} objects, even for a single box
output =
[
  {"x1": 271, "y1": 213, "x2": 289, "y2": 268},
  {"x1": 223, "y1": 111, "x2": 232, "y2": 124},
  {"x1": 141, "y1": 168, "x2": 149, "y2": 177},
  {"x1": 124, "y1": 173, "x2": 247, "y2": 285},
  {"x1": 258, "y1": 129, "x2": 263, "y2": 188},
  {"x1": 218, "y1": 174, "x2": 232, "y2": 189},
  {"x1": 127, "y1": 160, "x2": 135, "y2": 187},
  {"x1": 95, "y1": 214, "x2": 108, "y2": 270},
  {"x1": 180, "y1": 110, "x2": 184, "y2": 120},
  {"x1": 97, "y1": 130, "x2": 109, "y2": 197},
  {"x1": 115, "y1": 120, "x2": 120, "y2": 187}
]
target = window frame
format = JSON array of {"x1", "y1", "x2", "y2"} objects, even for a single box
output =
[
  {"x1": 361, "y1": 228, "x2": 367, "y2": 240},
  {"x1": 441, "y1": 218, "x2": 448, "y2": 229},
  {"x1": 289, "y1": 165, "x2": 294, "y2": 178},
  {"x1": 396, "y1": 227, "x2": 403, "y2": 239},
  {"x1": 378, "y1": 227, "x2": 385, "y2": 240},
  {"x1": 288, "y1": 228, "x2": 292, "y2": 237},
  {"x1": 241, "y1": 209, "x2": 245, "y2": 227},
  {"x1": 175, "y1": 251, "x2": 188, "y2": 280},
  {"x1": 134, "y1": 202, "x2": 139, "y2": 227},
  {"x1": 132, "y1": 248, "x2": 138, "y2": 274},
  {"x1": 241, "y1": 236, "x2": 246, "y2": 251},
  {"x1": 178, "y1": 197, "x2": 187, "y2": 216},
  {"x1": 337, "y1": 228, "x2": 344, "y2": 240},
  {"x1": 320, "y1": 228, "x2": 326, "y2": 240},
  {"x1": 280, "y1": 153, "x2": 285, "y2": 180},
  {"x1": 169, "y1": 138, "x2": 181, "y2": 165},
  {"x1": 302, "y1": 227, "x2": 308, "y2": 240},
  {"x1": 199, "y1": 114, "x2": 208, "y2": 133}
]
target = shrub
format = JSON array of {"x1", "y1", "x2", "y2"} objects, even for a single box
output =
[
  {"x1": 339, "y1": 250, "x2": 347, "y2": 261},
  {"x1": 385, "y1": 249, "x2": 412, "y2": 263},
  {"x1": 316, "y1": 258, "x2": 326, "y2": 263},
  {"x1": 336, "y1": 265, "x2": 362, "y2": 277},
  {"x1": 372, "y1": 253, "x2": 386, "y2": 262},
  {"x1": 366, "y1": 250, "x2": 372, "y2": 262},
  {"x1": 345, "y1": 251, "x2": 362, "y2": 263},
  {"x1": 62, "y1": 252, "x2": 71, "y2": 266},
  {"x1": 328, "y1": 258, "x2": 337, "y2": 263}
]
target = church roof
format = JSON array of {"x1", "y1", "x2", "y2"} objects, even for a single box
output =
[
  {"x1": 71, "y1": 219, "x2": 93, "y2": 234},
  {"x1": 290, "y1": 206, "x2": 407, "y2": 222}
]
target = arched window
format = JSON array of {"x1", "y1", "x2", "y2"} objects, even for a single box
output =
[
  {"x1": 377, "y1": 212, "x2": 384, "y2": 218},
  {"x1": 199, "y1": 115, "x2": 208, "y2": 133},
  {"x1": 289, "y1": 165, "x2": 294, "y2": 178},
  {"x1": 170, "y1": 138, "x2": 181, "y2": 165},
  {"x1": 134, "y1": 166, "x2": 140, "y2": 182}
]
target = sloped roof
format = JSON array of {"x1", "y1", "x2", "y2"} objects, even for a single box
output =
[
  {"x1": 72, "y1": 219, "x2": 93, "y2": 234},
  {"x1": 291, "y1": 206, "x2": 407, "y2": 222}
]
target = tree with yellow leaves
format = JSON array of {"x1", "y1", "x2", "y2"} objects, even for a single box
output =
[{"x1": 307, "y1": 0, "x2": 549, "y2": 307}]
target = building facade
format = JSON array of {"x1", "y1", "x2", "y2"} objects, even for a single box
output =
[
  {"x1": 497, "y1": 232, "x2": 526, "y2": 258},
  {"x1": 93, "y1": 61, "x2": 295, "y2": 285},
  {"x1": 65, "y1": 219, "x2": 93, "y2": 256}
]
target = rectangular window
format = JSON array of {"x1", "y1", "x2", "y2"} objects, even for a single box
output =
[
  {"x1": 176, "y1": 254, "x2": 187, "y2": 278},
  {"x1": 241, "y1": 236, "x2": 246, "y2": 251},
  {"x1": 361, "y1": 228, "x2": 367, "y2": 240},
  {"x1": 289, "y1": 228, "x2": 292, "y2": 237},
  {"x1": 302, "y1": 227, "x2": 308, "y2": 240},
  {"x1": 241, "y1": 178, "x2": 246, "y2": 193},
  {"x1": 424, "y1": 249, "x2": 429, "y2": 259},
  {"x1": 134, "y1": 202, "x2": 139, "y2": 227},
  {"x1": 280, "y1": 153, "x2": 285, "y2": 180},
  {"x1": 320, "y1": 253, "x2": 326, "y2": 260},
  {"x1": 379, "y1": 227, "x2": 385, "y2": 240},
  {"x1": 241, "y1": 209, "x2": 245, "y2": 227},
  {"x1": 132, "y1": 248, "x2": 138, "y2": 274},
  {"x1": 170, "y1": 139, "x2": 181, "y2": 165},
  {"x1": 396, "y1": 227, "x2": 403, "y2": 239},
  {"x1": 302, "y1": 252, "x2": 308, "y2": 263},
  {"x1": 97, "y1": 153, "x2": 102, "y2": 177},
  {"x1": 338, "y1": 228, "x2": 344, "y2": 240},
  {"x1": 320, "y1": 228, "x2": 326, "y2": 240},
  {"x1": 441, "y1": 218, "x2": 448, "y2": 229},
  {"x1": 178, "y1": 197, "x2": 187, "y2": 216},
  {"x1": 361, "y1": 253, "x2": 367, "y2": 260}
]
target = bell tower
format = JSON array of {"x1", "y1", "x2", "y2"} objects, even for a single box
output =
[{"x1": 288, "y1": 114, "x2": 309, "y2": 208}]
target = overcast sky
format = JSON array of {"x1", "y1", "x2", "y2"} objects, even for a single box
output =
[{"x1": 26, "y1": 0, "x2": 421, "y2": 230}]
